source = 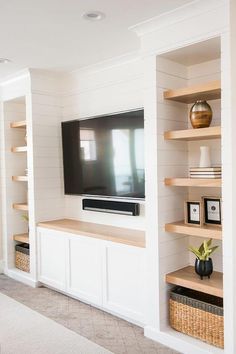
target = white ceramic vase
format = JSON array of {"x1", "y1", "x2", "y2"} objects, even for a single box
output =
[{"x1": 199, "y1": 146, "x2": 211, "y2": 168}]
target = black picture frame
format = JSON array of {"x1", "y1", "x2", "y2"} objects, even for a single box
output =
[
  {"x1": 203, "y1": 197, "x2": 221, "y2": 225},
  {"x1": 185, "y1": 201, "x2": 202, "y2": 225}
]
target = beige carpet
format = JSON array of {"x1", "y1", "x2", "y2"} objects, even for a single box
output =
[{"x1": 0, "y1": 293, "x2": 112, "y2": 354}]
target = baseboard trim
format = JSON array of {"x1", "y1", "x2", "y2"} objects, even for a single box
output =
[
  {"x1": 0, "y1": 260, "x2": 4, "y2": 274},
  {"x1": 144, "y1": 326, "x2": 223, "y2": 354},
  {"x1": 4, "y1": 268, "x2": 39, "y2": 288}
]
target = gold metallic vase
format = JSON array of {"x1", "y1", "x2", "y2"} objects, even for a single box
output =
[{"x1": 190, "y1": 100, "x2": 212, "y2": 129}]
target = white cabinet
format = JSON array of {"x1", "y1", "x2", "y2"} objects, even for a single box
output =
[
  {"x1": 67, "y1": 236, "x2": 103, "y2": 306},
  {"x1": 38, "y1": 228, "x2": 67, "y2": 290},
  {"x1": 103, "y1": 243, "x2": 145, "y2": 323},
  {"x1": 37, "y1": 227, "x2": 145, "y2": 325}
]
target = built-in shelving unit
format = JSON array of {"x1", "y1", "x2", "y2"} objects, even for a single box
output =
[
  {"x1": 12, "y1": 203, "x2": 28, "y2": 211},
  {"x1": 163, "y1": 80, "x2": 221, "y2": 103},
  {"x1": 164, "y1": 177, "x2": 221, "y2": 187},
  {"x1": 6, "y1": 105, "x2": 31, "y2": 276},
  {"x1": 13, "y1": 233, "x2": 29, "y2": 244},
  {"x1": 165, "y1": 221, "x2": 222, "y2": 240},
  {"x1": 166, "y1": 266, "x2": 223, "y2": 298},
  {"x1": 160, "y1": 48, "x2": 223, "y2": 351},
  {"x1": 11, "y1": 146, "x2": 27, "y2": 153},
  {"x1": 12, "y1": 176, "x2": 28, "y2": 182},
  {"x1": 164, "y1": 126, "x2": 221, "y2": 141}
]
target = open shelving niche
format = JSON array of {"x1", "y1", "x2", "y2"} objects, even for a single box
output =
[
  {"x1": 155, "y1": 37, "x2": 223, "y2": 351},
  {"x1": 2, "y1": 96, "x2": 32, "y2": 280}
]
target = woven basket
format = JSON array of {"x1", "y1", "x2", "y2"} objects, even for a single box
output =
[
  {"x1": 170, "y1": 287, "x2": 224, "y2": 348},
  {"x1": 15, "y1": 243, "x2": 30, "y2": 273}
]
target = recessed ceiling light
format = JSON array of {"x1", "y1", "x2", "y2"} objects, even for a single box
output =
[
  {"x1": 82, "y1": 11, "x2": 105, "y2": 21},
  {"x1": 0, "y1": 58, "x2": 11, "y2": 64}
]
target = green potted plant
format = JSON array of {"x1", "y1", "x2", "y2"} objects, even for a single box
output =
[
  {"x1": 21, "y1": 214, "x2": 29, "y2": 232},
  {"x1": 189, "y1": 239, "x2": 218, "y2": 279}
]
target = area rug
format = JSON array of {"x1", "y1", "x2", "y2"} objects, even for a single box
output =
[{"x1": 0, "y1": 293, "x2": 112, "y2": 354}]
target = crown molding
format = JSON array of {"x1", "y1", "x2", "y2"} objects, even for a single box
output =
[
  {"x1": 69, "y1": 51, "x2": 141, "y2": 76},
  {"x1": 130, "y1": 0, "x2": 227, "y2": 37},
  {"x1": 0, "y1": 68, "x2": 30, "y2": 86}
]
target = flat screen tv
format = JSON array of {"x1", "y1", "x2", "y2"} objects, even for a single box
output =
[{"x1": 61, "y1": 109, "x2": 145, "y2": 199}]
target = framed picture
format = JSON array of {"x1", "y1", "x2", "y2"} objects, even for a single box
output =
[
  {"x1": 203, "y1": 196, "x2": 222, "y2": 225},
  {"x1": 184, "y1": 201, "x2": 203, "y2": 226}
]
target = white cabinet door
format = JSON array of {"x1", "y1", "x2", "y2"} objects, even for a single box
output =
[
  {"x1": 67, "y1": 236, "x2": 103, "y2": 306},
  {"x1": 103, "y1": 242, "x2": 145, "y2": 324},
  {"x1": 38, "y1": 228, "x2": 67, "y2": 291}
]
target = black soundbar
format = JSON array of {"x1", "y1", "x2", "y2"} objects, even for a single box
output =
[{"x1": 82, "y1": 199, "x2": 140, "y2": 216}]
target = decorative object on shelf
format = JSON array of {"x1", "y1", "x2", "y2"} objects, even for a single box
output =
[
  {"x1": 21, "y1": 214, "x2": 28, "y2": 222},
  {"x1": 21, "y1": 214, "x2": 29, "y2": 233},
  {"x1": 169, "y1": 286, "x2": 224, "y2": 348},
  {"x1": 189, "y1": 166, "x2": 221, "y2": 179},
  {"x1": 190, "y1": 100, "x2": 212, "y2": 128},
  {"x1": 15, "y1": 243, "x2": 30, "y2": 273},
  {"x1": 189, "y1": 239, "x2": 219, "y2": 279},
  {"x1": 184, "y1": 201, "x2": 202, "y2": 226},
  {"x1": 203, "y1": 196, "x2": 222, "y2": 225},
  {"x1": 195, "y1": 257, "x2": 213, "y2": 280},
  {"x1": 199, "y1": 146, "x2": 211, "y2": 168}
]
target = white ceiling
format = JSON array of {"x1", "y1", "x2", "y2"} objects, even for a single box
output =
[{"x1": 0, "y1": 0, "x2": 194, "y2": 80}]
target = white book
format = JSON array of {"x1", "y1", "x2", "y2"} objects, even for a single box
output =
[{"x1": 190, "y1": 167, "x2": 221, "y2": 172}]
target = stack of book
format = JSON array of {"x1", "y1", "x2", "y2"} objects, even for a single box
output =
[{"x1": 189, "y1": 166, "x2": 221, "y2": 179}]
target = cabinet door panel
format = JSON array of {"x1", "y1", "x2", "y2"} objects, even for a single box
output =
[
  {"x1": 38, "y1": 229, "x2": 66, "y2": 290},
  {"x1": 67, "y1": 237, "x2": 102, "y2": 306},
  {"x1": 103, "y1": 243, "x2": 145, "y2": 324}
]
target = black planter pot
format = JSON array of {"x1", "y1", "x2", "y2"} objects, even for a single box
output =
[{"x1": 195, "y1": 258, "x2": 213, "y2": 280}]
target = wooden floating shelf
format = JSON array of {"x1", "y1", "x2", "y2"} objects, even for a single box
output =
[
  {"x1": 11, "y1": 146, "x2": 27, "y2": 153},
  {"x1": 166, "y1": 266, "x2": 223, "y2": 298},
  {"x1": 13, "y1": 233, "x2": 29, "y2": 244},
  {"x1": 12, "y1": 176, "x2": 28, "y2": 182},
  {"x1": 163, "y1": 80, "x2": 221, "y2": 103},
  {"x1": 164, "y1": 178, "x2": 221, "y2": 188},
  {"x1": 165, "y1": 221, "x2": 222, "y2": 240},
  {"x1": 38, "y1": 219, "x2": 146, "y2": 248},
  {"x1": 12, "y1": 203, "x2": 28, "y2": 211},
  {"x1": 10, "y1": 120, "x2": 26, "y2": 129},
  {"x1": 164, "y1": 126, "x2": 221, "y2": 141}
]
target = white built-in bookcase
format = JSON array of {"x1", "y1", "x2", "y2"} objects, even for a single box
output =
[
  {"x1": 0, "y1": 71, "x2": 64, "y2": 286},
  {"x1": 0, "y1": 88, "x2": 37, "y2": 284},
  {"x1": 133, "y1": 1, "x2": 235, "y2": 352}
]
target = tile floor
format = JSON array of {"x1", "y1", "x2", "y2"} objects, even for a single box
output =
[{"x1": 0, "y1": 275, "x2": 179, "y2": 354}]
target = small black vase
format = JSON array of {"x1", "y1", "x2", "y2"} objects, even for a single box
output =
[{"x1": 195, "y1": 258, "x2": 213, "y2": 280}]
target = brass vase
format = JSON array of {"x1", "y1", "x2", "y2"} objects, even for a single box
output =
[{"x1": 190, "y1": 100, "x2": 212, "y2": 129}]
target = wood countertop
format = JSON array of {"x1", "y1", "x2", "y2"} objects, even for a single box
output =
[{"x1": 37, "y1": 219, "x2": 146, "y2": 248}]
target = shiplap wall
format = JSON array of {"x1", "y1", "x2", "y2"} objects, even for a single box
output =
[
  {"x1": 31, "y1": 93, "x2": 64, "y2": 221},
  {"x1": 30, "y1": 71, "x2": 65, "y2": 223},
  {"x1": 156, "y1": 57, "x2": 189, "y2": 328},
  {"x1": 187, "y1": 59, "x2": 222, "y2": 272},
  {"x1": 62, "y1": 59, "x2": 145, "y2": 230}
]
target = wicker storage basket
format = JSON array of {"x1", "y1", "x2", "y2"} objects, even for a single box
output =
[
  {"x1": 170, "y1": 287, "x2": 224, "y2": 348},
  {"x1": 15, "y1": 243, "x2": 30, "y2": 273}
]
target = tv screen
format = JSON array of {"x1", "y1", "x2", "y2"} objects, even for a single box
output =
[{"x1": 61, "y1": 109, "x2": 145, "y2": 199}]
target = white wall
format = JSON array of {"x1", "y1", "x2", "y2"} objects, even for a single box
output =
[
  {"x1": 155, "y1": 57, "x2": 189, "y2": 328},
  {"x1": 30, "y1": 70, "x2": 66, "y2": 223},
  {"x1": 62, "y1": 58, "x2": 145, "y2": 230}
]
